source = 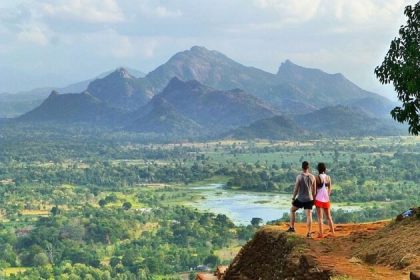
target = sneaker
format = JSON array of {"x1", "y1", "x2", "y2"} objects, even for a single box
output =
[
  {"x1": 306, "y1": 233, "x2": 312, "y2": 238},
  {"x1": 286, "y1": 227, "x2": 295, "y2": 233}
]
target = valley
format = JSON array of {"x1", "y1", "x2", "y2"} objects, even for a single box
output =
[
  {"x1": 0, "y1": 124, "x2": 418, "y2": 278},
  {"x1": 1, "y1": 1, "x2": 419, "y2": 279}
]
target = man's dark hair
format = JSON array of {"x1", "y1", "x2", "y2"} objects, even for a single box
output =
[
  {"x1": 317, "y1": 162, "x2": 326, "y2": 173},
  {"x1": 302, "y1": 161, "x2": 309, "y2": 170}
]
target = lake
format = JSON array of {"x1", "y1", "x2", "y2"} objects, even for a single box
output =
[{"x1": 189, "y1": 183, "x2": 360, "y2": 225}]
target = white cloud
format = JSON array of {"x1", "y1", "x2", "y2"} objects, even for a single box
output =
[
  {"x1": 40, "y1": 0, "x2": 124, "y2": 23},
  {"x1": 0, "y1": 0, "x2": 418, "y2": 94},
  {"x1": 78, "y1": 29, "x2": 160, "y2": 59},
  {"x1": 254, "y1": 0, "x2": 321, "y2": 23},
  {"x1": 110, "y1": 36, "x2": 158, "y2": 58},
  {"x1": 252, "y1": 0, "x2": 411, "y2": 32},
  {"x1": 138, "y1": 1, "x2": 183, "y2": 18},
  {"x1": 16, "y1": 23, "x2": 50, "y2": 45},
  {"x1": 326, "y1": 0, "x2": 408, "y2": 26},
  {"x1": 155, "y1": 5, "x2": 182, "y2": 18}
]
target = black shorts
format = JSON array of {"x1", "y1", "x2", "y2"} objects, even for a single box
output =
[{"x1": 293, "y1": 199, "x2": 314, "y2": 210}]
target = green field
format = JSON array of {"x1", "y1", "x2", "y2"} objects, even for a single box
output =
[{"x1": 0, "y1": 127, "x2": 418, "y2": 278}]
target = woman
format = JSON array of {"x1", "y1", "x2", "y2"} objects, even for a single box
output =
[{"x1": 315, "y1": 162, "x2": 335, "y2": 238}]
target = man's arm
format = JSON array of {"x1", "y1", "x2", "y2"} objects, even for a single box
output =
[
  {"x1": 311, "y1": 175, "x2": 317, "y2": 199},
  {"x1": 292, "y1": 176, "x2": 299, "y2": 200}
]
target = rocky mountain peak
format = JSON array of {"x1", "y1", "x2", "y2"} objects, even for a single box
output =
[
  {"x1": 190, "y1": 45, "x2": 209, "y2": 54},
  {"x1": 112, "y1": 67, "x2": 133, "y2": 79},
  {"x1": 277, "y1": 59, "x2": 309, "y2": 76}
]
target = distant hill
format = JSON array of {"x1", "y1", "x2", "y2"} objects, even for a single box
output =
[
  {"x1": 19, "y1": 91, "x2": 126, "y2": 125},
  {"x1": 0, "y1": 68, "x2": 145, "y2": 118},
  {"x1": 14, "y1": 46, "x2": 403, "y2": 138},
  {"x1": 146, "y1": 46, "x2": 277, "y2": 98},
  {"x1": 225, "y1": 115, "x2": 306, "y2": 140},
  {"x1": 146, "y1": 47, "x2": 393, "y2": 116},
  {"x1": 294, "y1": 105, "x2": 402, "y2": 137},
  {"x1": 155, "y1": 78, "x2": 277, "y2": 129},
  {"x1": 127, "y1": 97, "x2": 202, "y2": 136},
  {"x1": 0, "y1": 95, "x2": 45, "y2": 119},
  {"x1": 225, "y1": 104, "x2": 403, "y2": 139},
  {"x1": 277, "y1": 60, "x2": 366, "y2": 104},
  {"x1": 87, "y1": 68, "x2": 153, "y2": 110},
  {"x1": 346, "y1": 95, "x2": 396, "y2": 118},
  {"x1": 128, "y1": 78, "x2": 277, "y2": 134}
]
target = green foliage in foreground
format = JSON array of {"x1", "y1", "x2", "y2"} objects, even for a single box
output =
[
  {"x1": 0, "y1": 125, "x2": 418, "y2": 278},
  {"x1": 1, "y1": 203, "x2": 254, "y2": 279},
  {"x1": 375, "y1": 2, "x2": 420, "y2": 135}
]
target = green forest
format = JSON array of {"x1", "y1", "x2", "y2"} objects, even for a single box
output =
[{"x1": 0, "y1": 123, "x2": 419, "y2": 279}]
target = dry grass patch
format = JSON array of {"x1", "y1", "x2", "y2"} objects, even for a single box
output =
[
  {"x1": 20, "y1": 209, "x2": 50, "y2": 216},
  {"x1": 354, "y1": 215, "x2": 420, "y2": 269}
]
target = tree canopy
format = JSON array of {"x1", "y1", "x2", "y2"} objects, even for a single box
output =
[{"x1": 375, "y1": 2, "x2": 420, "y2": 135}]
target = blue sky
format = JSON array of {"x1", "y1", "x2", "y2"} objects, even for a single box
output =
[{"x1": 0, "y1": 0, "x2": 416, "y2": 100}]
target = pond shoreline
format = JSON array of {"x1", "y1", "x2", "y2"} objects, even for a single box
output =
[{"x1": 186, "y1": 183, "x2": 361, "y2": 225}]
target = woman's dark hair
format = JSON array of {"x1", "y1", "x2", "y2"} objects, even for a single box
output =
[{"x1": 317, "y1": 162, "x2": 326, "y2": 173}]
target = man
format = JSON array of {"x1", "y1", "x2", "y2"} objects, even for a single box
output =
[{"x1": 286, "y1": 161, "x2": 316, "y2": 238}]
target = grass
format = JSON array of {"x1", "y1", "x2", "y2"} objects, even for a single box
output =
[
  {"x1": 214, "y1": 243, "x2": 242, "y2": 261},
  {"x1": 353, "y1": 217, "x2": 420, "y2": 268},
  {"x1": 1, "y1": 267, "x2": 29, "y2": 276},
  {"x1": 20, "y1": 209, "x2": 50, "y2": 216},
  {"x1": 130, "y1": 222, "x2": 159, "y2": 239},
  {"x1": 96, "y1": 190, "x2": 146, "y2": 209}
]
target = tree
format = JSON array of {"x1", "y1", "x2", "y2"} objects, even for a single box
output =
[
  {"x1": 98, "y1": 199, "x2": 107, "y2": 208},
  {"x1": 105, "y1": 194, "x2": 117, "y2": 203},
  {"x1": 122, "y1": 202, "x2": 132, "y2": 211},
  {"x1": 375, "y1": 2, "x2": 420, "y2": 135},
  {"x1": 251, "y1": 217, "x2": 263, "y2": 227},
  {"x1": 50, "y1": 206, "x2": 60, "y2": 216},
  {"x1": 33, "y1": 252, "x2": 50, "y2": 266},
  {"x1": 204, "y1": 255, "x2": 220, "y2": 267}
]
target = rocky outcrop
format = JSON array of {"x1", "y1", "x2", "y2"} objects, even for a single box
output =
[{"x1": 221, "y1": 228, "x2": 332, "y2": 280}]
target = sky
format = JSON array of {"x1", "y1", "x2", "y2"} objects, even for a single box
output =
[{"x1": 0, "y1": 0, "x2": 416, "y2": 100}]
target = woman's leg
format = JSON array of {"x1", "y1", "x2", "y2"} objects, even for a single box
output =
[
  {"x1": 324, "y1": 208, "x2": 335, "y2": 236},
  {"x1": 316, "y1": 207, "x2": 323, "y2": 237}
]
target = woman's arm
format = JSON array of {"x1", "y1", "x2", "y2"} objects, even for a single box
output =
[{"x1": 328, "y1": 176, "x2": 332, "y2": 196}]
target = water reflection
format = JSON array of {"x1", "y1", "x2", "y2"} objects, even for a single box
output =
[{"x1": 190, "y1": 184, "x2": 360, "y2": 225}]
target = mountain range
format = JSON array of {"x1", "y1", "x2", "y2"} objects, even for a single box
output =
[
  {"x1": 0, "y1": 68, "x2": 144, "y2": 118},
  {"x1": 14, "y1": 46, "x2": 403, "y2": 139}
]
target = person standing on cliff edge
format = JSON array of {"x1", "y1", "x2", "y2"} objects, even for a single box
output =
[
  {"x1": 287, "y1": 161, "x2": 316, "y2": 238},
  {"x1": 315, "y1": 162, "x2": 335, "y2": 238}
]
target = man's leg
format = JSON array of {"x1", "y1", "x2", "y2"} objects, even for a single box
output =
[
  {"x1": 305, "y1": 209, "x2": 312, "y2": 236},
  {"x1": 290, "y1": 206, "x2": 299, "y2": 229}
]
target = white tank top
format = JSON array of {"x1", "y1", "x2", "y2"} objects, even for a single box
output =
[{"x1": 315, "y1": 173, "x2": 330, "y2": 202}]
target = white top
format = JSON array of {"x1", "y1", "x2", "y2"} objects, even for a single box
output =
[{"x1": 315, "y1": 173, "x2": 330, "y2": 202}]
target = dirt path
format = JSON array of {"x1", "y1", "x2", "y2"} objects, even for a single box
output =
[{"x1": 271, "y1": 222, "x2": 411, "y2": 280}]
